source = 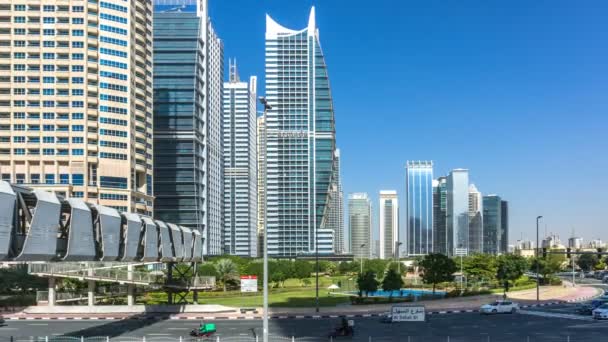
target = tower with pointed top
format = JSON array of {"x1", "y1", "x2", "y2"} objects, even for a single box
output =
[
  {"x1": 265, "y1": 8, "x2": 337, "y2": 257},
  {"x1": 222, "y1": 61, "x2": 257, "y2": 257}
]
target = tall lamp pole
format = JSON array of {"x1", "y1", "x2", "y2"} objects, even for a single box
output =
[
  {"x1": 395, "y1": 241, "x2": 403, "y2": 274},
  {"x1": 259, "y1": 97, "x2": 272, "y2": 342},
  {"x1": 536, "y1": 215, "x2": 543, "y2": 304},
  {"x1": 360, "y1": 243, "x2": 367, "y2": 274}
]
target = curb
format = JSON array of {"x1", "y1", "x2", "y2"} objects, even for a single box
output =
[{"x1": 6, "y1": 295, "x2": 599, "y2": 321}]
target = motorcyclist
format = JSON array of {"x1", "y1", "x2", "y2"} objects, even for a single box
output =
[{"x1": 340, "y1": 317, "x2": 351, "y2": 336}]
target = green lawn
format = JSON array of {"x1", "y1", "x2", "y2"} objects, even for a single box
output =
[
  {"x1": 143, "y1": 276, "x2": 354, "y2": 307},
  {"x1": 144, "y1": 287, "x2": 351, "y2": 307}
]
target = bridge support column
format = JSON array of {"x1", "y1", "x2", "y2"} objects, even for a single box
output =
[
  {"x1": 193, "y1": 290, "x2": 198, "y2": 304},
  {"x1": 127, "y1": 264, "x2": 134, "y2": 306},
  {"x1": 88, "y1": 280, "x2": 95, "y2": 306},
  {"x1": 48, "y1": 277, "x2": 56, "y2": 307}
]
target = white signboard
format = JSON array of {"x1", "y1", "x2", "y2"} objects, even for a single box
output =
[
  {"x1": 391, "y1": 305, "x2": 426, "y2": 322},
  {"x1": 240, "y1": 275, "x2": 258, "y2": 293}
]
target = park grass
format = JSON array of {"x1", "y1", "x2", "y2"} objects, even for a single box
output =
[{"x1": 143, "y1": 287, "x2": 351, "y2": 307}]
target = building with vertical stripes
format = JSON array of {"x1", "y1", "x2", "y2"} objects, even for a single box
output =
[
  {"x1": 222, "y1": 60, "x2": 257, "y2": 257},
  {"x1": 379, "y1": 190, "x2": 398, "y2": 259},
  {"x1": 406, "y1": 161, "x2": 433, "y2": 256},
  {"x1": 0, "y1": 0, "x2": 154, "y2": 214},
  {"x1": 153, "y1": 0, "x2": 223, "y2": 254},
  {"x1": 264, "y1": 7, "x2": 337, "y2": 257}
]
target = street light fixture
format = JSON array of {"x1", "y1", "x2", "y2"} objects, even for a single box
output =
[
  {"x1": 395, "y1": 241, "x2": 403, "y2": 274},
  {"x1": 536, "y1": 215, "x2": 543, "y2": 304},
  {"x1": 359, "y1": 243, "x2": 367, "y2": 274},
  {"x1": 259, "y1": 96, "x2": 272, "y2": 342}
]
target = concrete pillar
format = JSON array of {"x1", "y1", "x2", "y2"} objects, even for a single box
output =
[
  {"x1": 127, "y1": 264, "x2": 134, "y2": 306},
  {"x1": 48, "y1": 277, "x2": 56, "y2": 307},
  {"x1": 127, "y1": 284, "x2": 135, "y2": 306},
  {"x1": 88, "y1": 280, "x2": 95, "y2": 307},
  {"x1": 193, "y1": 290, "x2": 198, "y2": 304}
]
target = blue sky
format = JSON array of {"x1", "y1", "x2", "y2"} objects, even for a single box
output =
[{"x1": 209, "y1": 0, "x2": 608, "y2": 245}]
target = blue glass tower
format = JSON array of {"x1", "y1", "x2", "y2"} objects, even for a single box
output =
[
  {"x1": 265, "y1": 7, "x2": 337, "y2": 256},
  {"x1": 406, "y1": 161, "x2": 434, "y2": 256},
  {"x1": 153, "y1": 0, "x2": 224, "y2": 255}
]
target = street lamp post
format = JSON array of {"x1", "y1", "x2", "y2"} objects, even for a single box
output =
[
  {"x1": 259, "y1": 97, "x2": 272, "y2": 342},
  {"x1": 360, "y1": 243, "x2": 367, "y2": 274},
  {"x1": 395, "y1": 241, "x2": 403, "y2": 274},
  {"x1": 536, "y1": 215, "x2": 543, "y2": 304}
]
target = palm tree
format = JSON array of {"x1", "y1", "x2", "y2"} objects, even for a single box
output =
[{"x1": 215, "y1": 259, "x2": 239, "y2": 292}]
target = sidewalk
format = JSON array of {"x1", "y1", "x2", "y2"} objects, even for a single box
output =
[{"x1": 4, "y1": 284, "x2": 601, "y2": 320}]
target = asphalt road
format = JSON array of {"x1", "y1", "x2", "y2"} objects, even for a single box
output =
[{"x1": 1, "y1": 313, "x2": 607, "y2": 342}]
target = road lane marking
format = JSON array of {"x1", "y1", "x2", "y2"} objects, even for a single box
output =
[{"x1": 519, "y1": 310, "x2": 594, "y2": 321}]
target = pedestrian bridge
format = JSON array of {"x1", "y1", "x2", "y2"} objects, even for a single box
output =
[{"x1": 0, "y1": 181, "x2": 204, "y2": 263}]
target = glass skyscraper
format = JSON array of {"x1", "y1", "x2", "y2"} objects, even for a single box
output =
[
  {"x1": 468, "y1": 184, "x2": 483, "y2": 254},
  {"x1": 222, "y1": 61, "x2": 257, "y2": 257},
  {"x1": 265, "y1": 7, "x2": 337, "y2": 257},
  {"x1": 482, "y1": 195, "x2": 502, "y2": 255},
  {"x1": 501, "y1": 200, "x2": 509, "y2": 254},
  {"x1": 153, "y1": 0, "x2": 224, "y2": 254},
  {"x1": 433, "y1": 177, "x2": 448, "y2": 255},
  {"x1": 446, "y1": 169, "x2": 469, "y2": 256},
  {"x1": 349, "y1": 193, "x2": 371, "y2": 259},
  {"x1": 379, "y1": 190, "x2": 399, "y2": 259},
  {"x1": 325, "y1": 149, "x2": 344, "y2": 254},
  {"x1": 406, "y1": 161, "x2": 433, "y2": 256}
]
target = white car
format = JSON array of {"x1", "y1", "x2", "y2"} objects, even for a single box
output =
[
  {"x1": 593, "y1": 304, "x2": 608, "y2": 320},
  {"x1": 480, "y1": 300, "x2": 519, "y2": 314}
]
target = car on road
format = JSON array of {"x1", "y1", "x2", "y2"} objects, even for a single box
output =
[
  {"x1": 576, "y1": 303, "x2": 594, "y2": 315},
  {"x1": 593, "y1": 304, "x2": 608, "y2": 320},
  {"x1": 480, "y1": 300, "x2": 519, "y2": 314}
]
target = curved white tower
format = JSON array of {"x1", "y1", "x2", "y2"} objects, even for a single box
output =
[{"x1": 265, "y1": 8, "x2": 337, "y2": 257}]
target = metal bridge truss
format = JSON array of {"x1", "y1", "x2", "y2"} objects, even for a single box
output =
[{"x1": 0, "y1": 181, "x2": 204, "y2": 263}]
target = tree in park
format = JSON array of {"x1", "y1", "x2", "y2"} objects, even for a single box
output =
[
  {"x1": 214, "y1": 258, "x2": 239, "y2": 292},
  {"x1": 577, "y1": 254, "x2": 598, "y2": 272},
  {"x1": 356, "y1": 271, "x2": 379, "y2": 297},
  {"x1": 462, "y1": 254, "x2": 497, "y2": 283},
  {"x1": 496, "y1": 254, "x2": 528, "y2": 292},
  {"x1": 381, "y1": 268, "x2": 404, "y2": 300},
  {"x1": 419, "y1": 253, "x2": 457, "y2": 294},
  {"x1": 293, "y1": 260, "x2": 313, "y2": 285},
  {"x1": 530, "y1": 255, "x2": 561, "y2": 284}
]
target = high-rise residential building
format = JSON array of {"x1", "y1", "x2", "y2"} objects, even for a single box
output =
[
  {"x1": 468, "y1": 184, "x2": 483, "y2": 254},
  {"x1": 406, "y1": 161, "x2": 433, "y2": 256},
  {"x1": 379, "y1": 190, "x2": 398, "y2": 259},
  {"x1": 482, "y1": 195, "x2": 503, "y2": 255},
  {"x1": 433, "y1": 177, "x2": 448, "y2": 255},
  {"x1": 349, "y1": 193, "x2": 371, "y2": 259},
  {"x1": 500, "y1": 200, "x2": 509, "y2": 254},
  {"x1": 0, "y1": 0, "x2": 154, "y2": 214},
  {"x1": 256, "y1": 115, "x2": 266, "y2": 257},
  {"x1": 153, "y1": 0, "x2": 224, "y2": 255},
  {"x1": 222, "y1": 60, "x2": 257, "y2": 257},
  {"x1": 446, "y1": 169, "x2": 469, "y2": 256},
  {"x1": 265, "y1": 7, "x2": 337, "y2": 257},
  {"x1": 325, "y1": 149, "x2": 344, "y2": 254}
]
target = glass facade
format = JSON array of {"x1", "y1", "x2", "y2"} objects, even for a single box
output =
[
  {"x1": 446, "y1": 169, "x2": 469, "y2": 256},
  {"x1": 501, "y1": 200, "x2": 509, "y2": 254},
  {"x1": 433, "y1": 177, "x2": 448, "y2": 255},
  {"x1": 406, "y1": 161, "x2": 433, "y2": 256},
  {"x1": 222, "y1": 62, "x2": 258, "y2": 257},
  {"x1": 468, "y1": 184, "x2": 484, "y2": 254},
  {"x1": 379, "y1": 190, "x2": 399, "y2": 259},
  {"x1": 483, "y1": 195, "x2": 502, "y2": 255},
  {"x1": 265, "y1": 8, "x2": 337, "y2": 256},
  {"x1": 153, "y1": 1, "x2": 224, "y2": 254},
  {"x1": 349, "y1": 193, "x2": 371, "y2": 259}
]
